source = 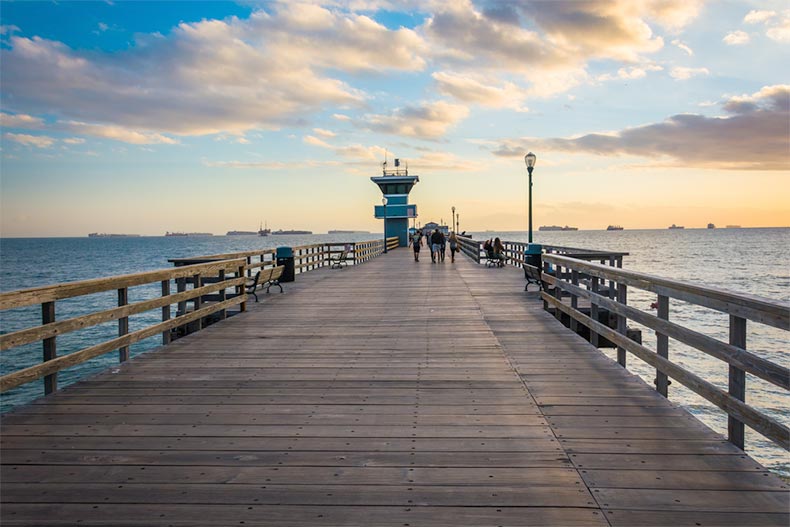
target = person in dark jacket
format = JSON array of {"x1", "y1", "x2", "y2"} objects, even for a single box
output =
[{"x1": 430, "y1": 229, "x2": 444, "y2": 263}]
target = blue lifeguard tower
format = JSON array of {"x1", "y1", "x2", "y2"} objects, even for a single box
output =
[{"x1": 371, "y1": 158, "x2": 418, "y2": 247}]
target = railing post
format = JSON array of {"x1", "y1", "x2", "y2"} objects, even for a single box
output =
[
  {"x1": 570, "y1": 270, "x2": 579, "y2": 332},
  {"x1": 655, "y1": 295, "x2": 669, "y2": 397},
  {"x1": 542, "y1": 259, "x2": 550, "y2": 311},
  {"x1": 193, "y1": 273, "x2": 202, "y2": 331},
  {"x1": 161, "y1": 279, "x2": 171, "y2": 345},
  {"x1": 118, "y1": 287, "x2": 129, "y2": 362},
  {"x1": 616, "y1": 282, "x2": 627, "y2": 367},
  {"x1": 238, "y1": 264, "x2": 247, "y2": 313},
  {"x1": 42, "y1": 301, "x2": 57, "y2": 395},
  {"x1": 590, "y1": 277, "x2": 600, "y2": 347},
  {"x1": 553, "y1": 264, "x2": 563, "y2": 321},
  {"x1": 218, "y1": 270, "x2": 227, "y2": 320},
  {"x1": 728, "y1": 315, "x2": 747, "y2": 449}
]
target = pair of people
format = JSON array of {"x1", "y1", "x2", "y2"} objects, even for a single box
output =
[
  {"x1": 430, "y1": 228, "x2": 445, "y2": 263},
  {"x1": 412, "y1": 229, "x2": 459, "y2": 263},
  {"x1": 483, "y1": 237, "x2": 506, "y2": 267}
]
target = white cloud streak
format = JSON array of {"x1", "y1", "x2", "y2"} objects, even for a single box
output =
[{"x1": 4, "y1": 132, "x2": 55, "y2": 148}]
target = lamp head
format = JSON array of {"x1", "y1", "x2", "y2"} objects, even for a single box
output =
[
  {"x1": 525, "y1": 152, "x2": 536, "y2": 174},
  {"x1": 382, "y1": 197, "x2": 388, "y2": 206}
]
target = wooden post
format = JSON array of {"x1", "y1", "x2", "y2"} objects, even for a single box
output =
[
  {"x1": 192, "y1": 274, "x2": 202, "y2": 331},
  {"x1": 218, "y1": 270, "x2": 227, "y2": 320},
  {"x1": 655, "y1": 295, "x2": 669, "y2": 397},
  {"x1": 728, "y1": 315, "x2": 747, "y2": 449},
  {"x1": 42, "y1": 301, "x2": 57, "y2": 395},
  {"x1": 590, "y1": 277, "x2": 600, "y2": 347},
  {"x1": 616, "y1": 282, "x2": 627, "y2": 367},
  {"x1": 608, "y1": 257, "x2": 616, "y2": 299},
  {"x1": 570, "y1": 270, "x2": 579, "y2": 332},
  {"x1": 118, "y1": 287, "x2": 129, "y2": 362},
  {"x1": 161, "y1": 279, "x2": 171, "y2": 345},
  {"x1": 238, "y1": 264, "x2": 247, "y2": 313},
  {"x1": 553, "y1": 264, "x2": 563, "y2": 321}
]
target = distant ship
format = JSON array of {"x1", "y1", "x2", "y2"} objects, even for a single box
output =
[
  {"x1": 272, "y1": 229, "x2": 312, "y2": 235},
  {"x1": 726, "y1": 225, "x2": 742, "y2": 228},
  {"x1": 668, "y1": 224, "x2": 685, "y2": 229},
  {"x1": 258, "y1": 222, "x2": 271, "y2": 237},
  {"x1": 328, "y1": 230, "x2": 369, "y2": 234},
  {"x1": 539, "y1": 225, "x2": 578, "y2": 231},
  {"x1": 707, "y1": 223, "x2": 716, "y2": 229},
  {"x1": 88, "y1": 233, "x2": 140, "y2": 237},
  {"x1": 606, "y1": 225, "x2": 624, "y2": 231},
  {"x1": 165, "y1": 231, "x2": 213, "y2": 237},
  {"x1": 226, "y1": 230, "x2": 257, "y2": 236}
]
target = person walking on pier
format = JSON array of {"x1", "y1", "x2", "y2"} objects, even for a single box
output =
[
  {"x1": 411, "y1": 230, "x2": 422, "y2": 262},
  {"x1": 448, "y1": 231, "x2": 458, "y2": 263},
  {"x1": 430, "y1": 228, "x2": 443, "y2": 263}
]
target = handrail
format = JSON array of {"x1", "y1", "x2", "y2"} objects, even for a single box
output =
[
  {"x1": 541, "y1": 253, "x2": 790, "y2": 451},
  {"x1": 0, "y1": 258, "x2": 249, "y2": 396}
]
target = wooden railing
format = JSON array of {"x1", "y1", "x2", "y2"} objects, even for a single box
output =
[
  {"x1": 0, "y1": 258, "x2": 248, "y2": 396},
  {"x1": 457, "y1": 237, "x2": 628, "y2": 269},
  {"x1": 541, "y1": 253, "x2": 790, "y2": 451}
]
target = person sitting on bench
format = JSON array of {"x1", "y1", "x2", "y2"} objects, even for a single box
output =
[{"x1": 492, "y1": 237, "x2": 506, "y2": 267}]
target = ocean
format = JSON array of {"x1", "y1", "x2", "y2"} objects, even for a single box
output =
[{"x1": 1, "y1": 228, "x2": 788, "y2": 476}]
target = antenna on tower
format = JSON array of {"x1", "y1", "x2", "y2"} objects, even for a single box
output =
[{"x1": 382, "y1": 150, "x2": 388, "y2": 175}]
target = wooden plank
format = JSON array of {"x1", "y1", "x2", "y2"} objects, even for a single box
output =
[
  {"x1": 581, "y1": 469, "x2": 788, "y2": 490},
  {"x1": 593, "y1": 488, "x2": 790, "y2": 512},
  {"x1": 604, "y1": 510, "x2": 789, "y2": 526}
]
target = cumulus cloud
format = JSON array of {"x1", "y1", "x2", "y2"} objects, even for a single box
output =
[
  {"x1": 312, "y1": 128, "x2": 336, "y2": 138},
  {"x1": 766, "y1": 18, "x2": 790, "y2": 42},
  {"x1": 303, "y1": 135, "x2": 332, "y2": 148},
  {"x1": 670, "y1": 66, "x2": 710, "y2": 80},
  {"x1": 0, "y1": 112, "x2": 45, "y2": 129},
  {"x1": 432, "y1": 71, "x2": 529, "y2": 111},
  {"x1": 0, "y1": 3, "x2": 426, "y2": 138},
  {"x1": 62, "y1": 137, "x2": 86, "y2": 144},
  {"x1": 671, "y1": 39, "x2": 694, "y2": 55},
  {"x1": 723, "y1": 30, "x2": 750, "y2": 45},
  {"x1": 63, "y1": 121, "x2": 178, "y2": 144},
  {"x1": 4, "y1": 132, "x2": 55, "y2": 148},
  {"x1": 597, "y1": 64, "x2": 663, "y2": 82},
  {"x1": 744, "y1": 10, "x2": 777, "y2": 24},
  {"x1": 490, "y1": 85, "x2": 790, "y2": 170},
  {"x1": 362, "y1": 101, "x2": 470, "y2": 139}
]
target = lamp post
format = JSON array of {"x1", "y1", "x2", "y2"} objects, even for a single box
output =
[
  {"x1": 382, "y1": 197, "x2": 388, "y2": 253},
  {"x1": 451, "y1": 206, "x2": 456, "y2": 233},
  {"x1": 457, "y1": 214, "x2": 460, "y2": 234},
  {"x1": 525, "y1": 152, "x2": 537, "y2": 243}
]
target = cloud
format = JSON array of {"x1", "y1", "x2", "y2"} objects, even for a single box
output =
[
  {"x1": 597, "y1": 64, "x2": 663, "y2": 82},
  {"x1": 670, "y1": 66, "x2": 709, "y2": 80},
  {"x1": 723, "y1": 30, "x2": 750, "y2": 45},
  {"x1": 766, "y1": 18, "x2": 790, "y2": 42},
  {"x1": 4, "y1": 132, "x2": 55, "y2": 148},
  {"x1": 303, "y1": 135, "x2": 333, "y2": 148},
  {"x1": 62, "y1": 137, "x2": 86, "y2": 144},
  {"x1": 744, "y1": 10, "x2": 776, "y2": 24},
  {"x1": 312, "y1": 128, "x2": 336, "y2": 138},
  {"x1": 332, "y1": 114, "x2": 351, "y2": 122},
  {"x1": 63, "y1": 121, "x2": 178, "y2": 144},
  {"x1": 490, "y1": 85, "x2": 790, "y2": 170},
  {"x1": 432, "y1": 71, "x2": 528, "y2": 110},
  {"x1": 0, "y1": 112, "x2": 45, "y2": 129},
  {"x1": 671, "y1": 39, "x2": 694, "y2": 56},
  {"x1": 361, "y1": 101, "x2": 470, "y2": 139},
  {"x1": 1, "y1": 4, "x2": 417, "y2": 137}
]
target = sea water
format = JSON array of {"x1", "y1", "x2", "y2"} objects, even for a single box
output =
[{"x1": 1, "y1": 229, "x2": 788, "y2": 476}]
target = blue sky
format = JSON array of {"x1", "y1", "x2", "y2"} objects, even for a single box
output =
[{"x1": 1, "y1": 0, "x2": 788, "y2": 236}]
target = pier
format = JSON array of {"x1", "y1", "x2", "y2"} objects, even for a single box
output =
[{"x1": 1, "y1": 245, "x2": 788, "y2": 525}]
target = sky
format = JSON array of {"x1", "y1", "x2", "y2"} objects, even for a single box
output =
[{"x1": 1, "y1": 0, "x2": 788, "y2": 237}]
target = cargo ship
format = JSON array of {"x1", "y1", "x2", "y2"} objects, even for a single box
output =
[
  {"x1": 707, "y1": 223, "x2": 716, "y2": 229},
  {"x1": 668, "y1": 224, "x2": 685, "y2": 229},
  {"x1": 165, "y1": 232, "x2": 213, "y2": 237},
  {"x1": 88, "y1": 233, "x2": 140, "y2": 237},
  {"x1": 606, "y1": 225, "x2": 624, "y2": 231},
  {"x1": 226, "y1": 230, "x2": 257, "y2": 235},
  {"x1": 272, "y1": 229, "x2": 312, "y2": 235},
  {"x1": 539, "y1": 225, "x2": 578, "y2": 231}
]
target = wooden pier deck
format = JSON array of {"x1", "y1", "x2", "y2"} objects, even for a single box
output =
[{"x1": 2, "y1": 249, "x2": 788, "y2": 526}]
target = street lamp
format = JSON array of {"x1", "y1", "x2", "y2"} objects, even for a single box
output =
[
  {"x1": 525, "y1": 152, "x2": 537, "y2": 243},
  {"x1": 451, "y1": 206, "x2": 456, "y2": 233},
  {"x1": 382, "y1": 197, "x2": 388, "y2": 253}
]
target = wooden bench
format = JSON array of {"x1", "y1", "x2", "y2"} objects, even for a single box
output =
[
  {"x1": 246, "y1": 266, "x2": 284, "y2": 301},
  {"x1": 523, "y1": 264, "x2": 543, "y2": 291},
  {"x1": 330, "y1": 249, "x2": 350, "y2": 269},
  {"x1": 484, "y1": 249, "x2": 504, "y2": 267}
]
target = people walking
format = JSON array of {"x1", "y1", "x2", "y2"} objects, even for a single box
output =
[
  {"x1": 430, "y1": 229, "x2": 443, "y2": 263},
  {"x1": 448, "y1": 231, "x2": 458, "y2": 263},
  {"x1": 411, "y1": 230, "x2": 422, "y2": 262}
]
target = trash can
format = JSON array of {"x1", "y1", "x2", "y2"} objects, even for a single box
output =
[
  {"x1": 276, "y1": 246, "x2": 295, "y2": 282},
  {"x1": 524, "y1": 243, "x2": 542, "y2": 269}
]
